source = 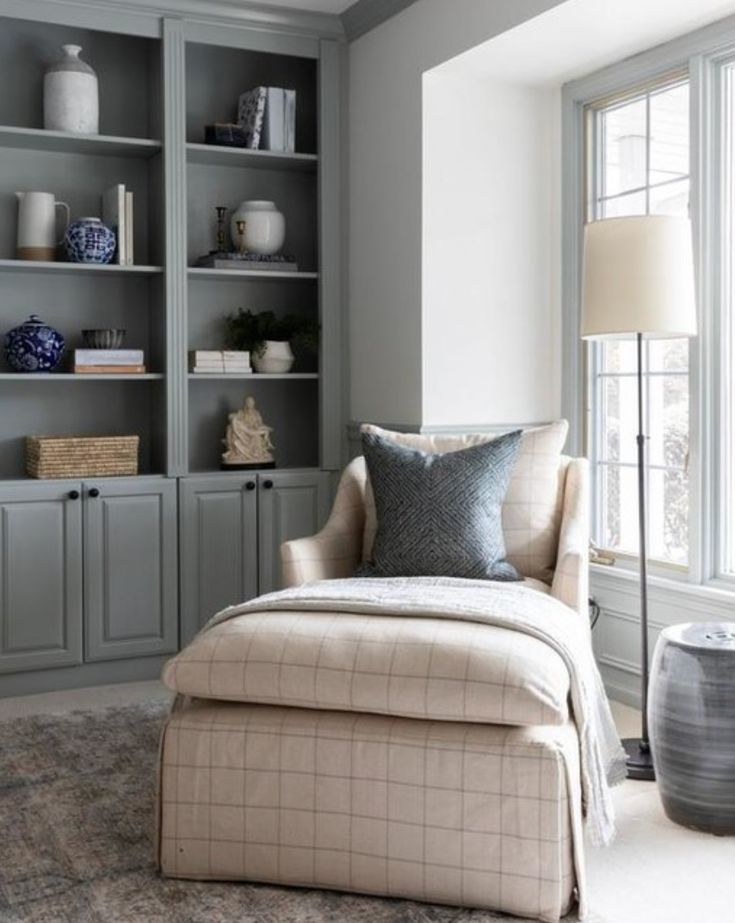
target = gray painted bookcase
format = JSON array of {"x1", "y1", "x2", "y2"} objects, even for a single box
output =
[{"x1": 0, "y1": 0, "x2": 344, "y2": 695}]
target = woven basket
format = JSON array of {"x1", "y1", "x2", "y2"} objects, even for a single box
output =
[{"x1": 25, "y1": 435, "x2": 139, "y2": 479}]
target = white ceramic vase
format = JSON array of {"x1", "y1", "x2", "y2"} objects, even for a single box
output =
[
  {"x1": 44, "y1": 44, "x2": 99, "y2": 135},
  {"x1": 252, "y1": 340, "x2": 294, "y2": 374},
  {"x1": 230, "y1": 200, "x2": 286, "y2": 255}
]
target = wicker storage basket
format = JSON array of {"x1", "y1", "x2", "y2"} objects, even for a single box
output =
[{"x1": 25, "y1": 435, "x2": 139, "y2": 479}]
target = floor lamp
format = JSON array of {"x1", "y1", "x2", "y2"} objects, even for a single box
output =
[{"x1": 581, "y1": 215, "x2": 697, "y2": 781}]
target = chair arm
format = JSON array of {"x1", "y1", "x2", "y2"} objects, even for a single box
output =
[
  {"x1": 281, "y1": 458, "x2": 367, "y2": 587},
  {"x1": 551, "y1": 458, "x2": 590, "y2": 622}
]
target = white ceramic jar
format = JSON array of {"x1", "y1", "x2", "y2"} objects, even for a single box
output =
[
  {"x1": 252, "y1": 340, "x2": 295, "y2": 374},
  {"x1": 44, "y1": 44, "x2": 99, "y2": 135},
  {"x1": 230, "y1": 200, "x2": 286, "y2": 255}
]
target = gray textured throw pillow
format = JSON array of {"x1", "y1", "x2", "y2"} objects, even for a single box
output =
[{"x1": 358, "y1": 429, "x2": 522, "y2": 581}]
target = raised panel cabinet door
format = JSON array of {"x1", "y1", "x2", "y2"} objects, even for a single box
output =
[
  {"x1": 0, "y1": 482, "x2": 83, "y2": 674},
  {"x1": 258, "y1": 470, "x2": 331, "y2": 594},
  {"x1": 179, "y1": 475, "x2": 258, "y2": 645},
  {"x1": 84, "y1": 478, "x2": 178, "y2": 662}
]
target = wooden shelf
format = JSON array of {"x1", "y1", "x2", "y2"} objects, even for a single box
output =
[
  {"x1": 0, "y1": 125, "x2": 162, "y2": 158},
  {"x1": 0, "y1": 373, "x2": 163, "y2": 381},
  {"x1": 0, "y1": 260, "x2": 163, "y2": 277},
  {"x1": 187, "y1": 143, "x2": 317, "y2": 172},
  {"x1": 188, "y1": 267, "x2": 318, "y2": 282},
  {"x1": 188, "y1": 373, "x2": 318, "y2": 380}
]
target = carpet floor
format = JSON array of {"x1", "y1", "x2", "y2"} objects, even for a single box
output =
[{"x1": 0, "y1": 701, "x2": 601, "y2": 923}]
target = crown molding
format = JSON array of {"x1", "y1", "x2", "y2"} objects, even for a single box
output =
[
  {"x1": 16, "y1": 0, "x2": 346, "y2": 38},
  {"x1": 341, "y1": 0, "x2": 419, "y2": 42}
]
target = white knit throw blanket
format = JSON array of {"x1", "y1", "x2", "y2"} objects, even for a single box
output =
[{"x1": 203, "y1": 576, "x2": 627, "y2": 847}]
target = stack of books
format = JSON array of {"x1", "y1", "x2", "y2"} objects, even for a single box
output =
[
  {"x1": 195, "y1": 252, "x2": 298, "y2": 272},
  {"x1": 102, "y1": 184, "x2": 135, "y2": 265},
  {"x1": 237, "y1": 86, "x2": 296, "y2": 152},
  {"x1": 74, "y1": 349, "x2": 146, "y2": 374},
  {"x1": 189, "y1": 350, "x2": 252, "y2": 374}
]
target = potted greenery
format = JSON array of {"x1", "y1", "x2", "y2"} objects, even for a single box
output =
[{"x1": 224, "y1": 308, "x2": 319, "y2": 374}]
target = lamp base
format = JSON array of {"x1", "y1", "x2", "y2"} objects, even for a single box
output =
[{"x1": 622, "y1": 737, "x2": 656, "y2": 781}]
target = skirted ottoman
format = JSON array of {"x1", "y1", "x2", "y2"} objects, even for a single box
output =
[{"x1": 157, "y1": 700, "x2": 583, "y2": 922}]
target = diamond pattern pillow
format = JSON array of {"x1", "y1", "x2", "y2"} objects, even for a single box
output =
[
  {"x1": 361, "y1": 421, "x2": 569, "y2": 582},
  {"x1": 358, "y1": 428, "x2": 522, "y2": 580}
]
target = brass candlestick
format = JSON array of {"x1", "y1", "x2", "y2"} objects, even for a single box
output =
[
  {"x1": 235, "y1": 219, "x2": 247, "y2": 256},
  {"x1": 215, "y1": 206, "x2": 227, "y2": 254}
]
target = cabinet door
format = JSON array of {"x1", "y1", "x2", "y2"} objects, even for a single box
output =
[
  {"x1": 179, "y1": 475, "x2": 258, "y2": 645},
  {"x1": 84, "y1": 478, "x2": 178, "y2": 662},
  {"x1": 258, "y1": 471, "x2": 331, "y2": 594},
  {"x1": 0, "y1": 482, "x2": 83, "y2": 674}
]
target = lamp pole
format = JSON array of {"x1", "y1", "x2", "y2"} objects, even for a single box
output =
[{"x1": 622, "y1": 331, "x2": 655, "y2": 780}]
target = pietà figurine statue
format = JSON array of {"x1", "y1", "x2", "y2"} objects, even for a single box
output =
[{"x1": 222, "y1": 395, "x2": 275, "y2": 469}]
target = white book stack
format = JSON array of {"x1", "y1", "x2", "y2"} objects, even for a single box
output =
[
  {"x1": 74, "y1": 349, "x2": 146, "y2": 374},
  {"x1": 189, "y1": 350, "x2": 251, "y2": 374}
]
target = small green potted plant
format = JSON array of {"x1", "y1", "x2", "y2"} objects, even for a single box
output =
[{"x1": 224, "y1": 309, "x2": 319, "y2": 374}]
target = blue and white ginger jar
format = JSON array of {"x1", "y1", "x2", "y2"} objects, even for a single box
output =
[
  {"x1": 64, "y1": 216, "x2": 116, "y2": 264},
  {"x1": 5, "y1": 314, "x2": 65, "y2": 372}
]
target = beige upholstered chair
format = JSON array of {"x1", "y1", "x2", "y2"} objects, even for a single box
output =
[
  {"x1": 158, "y1": 431, "x2": 591, "y2": 923},
  {"x1": 282, "y1": 452, "x2": 589, "y2": 622}
]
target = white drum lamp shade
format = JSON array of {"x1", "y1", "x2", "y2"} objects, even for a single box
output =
[{"x1": 581, "y1": 216, "x2": 697, "y2": 340}]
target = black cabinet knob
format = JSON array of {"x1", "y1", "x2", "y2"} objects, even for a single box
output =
[
  {"x1": 89, "y1": 488, "x2": 100, "y2": 498},
  {"x1": 245, "y1": 481, "x2": 256, "y2": 491},
  {"x1": 68, "y1": 490, "x2": 80, "y2": 500},
  {"x1": 262, "y1": 479, "x2": 274, "y2": 490}
]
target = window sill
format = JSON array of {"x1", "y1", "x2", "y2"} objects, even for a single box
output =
[{"x1": 590, "y1": 562, "x2": 735, "y2": 611}]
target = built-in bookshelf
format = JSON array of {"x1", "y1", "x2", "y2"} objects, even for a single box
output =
[
  {"x1": 184, "y1": 39, "x2": 321, "y2": 474},
  {"x1": 0, "y1": 11, "x2": 337, "y2": 483}
]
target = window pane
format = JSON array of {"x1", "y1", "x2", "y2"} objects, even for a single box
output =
[
  {"x1": 650, "y1": 178, "x2": 689, "y2": 216},
  {"x1": 601, "y1": 464, "x2": 640, "y2": 554},
  {"x1": 602, "y1": 190, "x2": 646, "y2": 217},
  {"x1": 589, "y1": 77, "x2": 690, "y2": 566},
  {"x1": 648, "y1": 468, "x2": 689, "y2": 565},
  {"x1": 602, "y1": 98, "x2": 647, "y2": 197},
  {"x1": 647, "y1": 374, "x2": 689, "y2": 469},
  {"x1": 648, "y1": 338, "x2": 688, "y2": 372},
  {"x1": 724, "y1": 65, "x2": 735, "y2": 573},
  {"x1": 649, "y1": 83, "x2": 689, "y2": 185},
  {"x1": 602, "y1": 340, "x2": 638, "y2": 373}
]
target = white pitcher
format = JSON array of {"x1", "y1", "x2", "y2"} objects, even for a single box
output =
[{"x1": 16, "y1": 191, "x2": 70, "y2": 261}]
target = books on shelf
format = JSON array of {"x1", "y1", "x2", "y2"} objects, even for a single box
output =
[
  {"x1": 195, "y1": 253, "x2": 298, "y2": 272},
  {"x1": 237, "y1": 86, "x2": 296, "y2": 152},
  {"x1": 189, "y1": 350, "x2": 252, "y2": 374},
  {"x1": 102, "y1": 184, "x2": 134, "y2": 265},
  {"x1": 74, "y1": 365, "x2": 147, "y2": 374},
  {"x1": 74, "y1": 349, "x2": 146, "y2": 373}
]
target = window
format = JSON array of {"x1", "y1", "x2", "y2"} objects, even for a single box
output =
[
  {"x1": 722, "y1": 63, "x2": 735, "y2": 575},
  {"x1": 585, "y1": 79, "x2": 691, "y2": 566}
]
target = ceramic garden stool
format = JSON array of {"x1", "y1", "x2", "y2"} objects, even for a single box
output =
[{"x1": 649, "y1": 622, "x2": 735, "y2": 835}]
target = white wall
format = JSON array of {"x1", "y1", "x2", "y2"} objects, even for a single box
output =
[
  {"x1": 348, "y1": 0, "x2": 566, "y2": 426},
  {"x1": 422, "y1": 74, "x2": 561, "y2": 426}
]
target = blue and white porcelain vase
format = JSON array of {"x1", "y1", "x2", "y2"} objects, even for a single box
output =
[
  {"x1": 64, "y1": 217, "x2": 116, "y2": 264},
  {"x1": 5, "y1": 314, "x2": 65, "y2": 372}
]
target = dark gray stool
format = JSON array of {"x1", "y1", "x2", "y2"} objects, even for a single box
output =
[{"x1": 649, "y1": 622, "x2": 735, "y2": 834}]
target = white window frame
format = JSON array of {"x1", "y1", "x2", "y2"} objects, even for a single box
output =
[
  {"x1": 586, "y1": 77, "x2": 691, "y2": 572},
  {"x1": 562, "y1": 17, "x2": 735, "y2": 591}
]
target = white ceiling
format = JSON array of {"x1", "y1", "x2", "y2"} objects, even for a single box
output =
[{"x1": 439, "y1": 0, "x2": 735, "y2": 85}]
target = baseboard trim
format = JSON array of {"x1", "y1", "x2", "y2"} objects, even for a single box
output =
[{"x1": 0, "y1": 655, "x2": 170, "y2": 698}]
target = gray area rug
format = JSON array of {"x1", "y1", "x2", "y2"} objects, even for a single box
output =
[{"x1": 0, "y1": 702, "x2": 590, "y2": 922}]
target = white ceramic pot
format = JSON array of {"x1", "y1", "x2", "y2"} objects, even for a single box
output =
[
  {"x1": 230, "y1": 200, "x2": 286, "y2": 255},
  {"x1": 252, "y1": 340, "x2": 294, "y2": 374},
  {"x1": 44, "y1": 44, "x2": 99, "y2": 135},
  {"x1": 16, "y1": 191, "x2": 70, "y2": 261}
]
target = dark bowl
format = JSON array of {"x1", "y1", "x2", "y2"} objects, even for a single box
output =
[{"x1": 82, "y1": 329, "x2": 126, "y2": 349}]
